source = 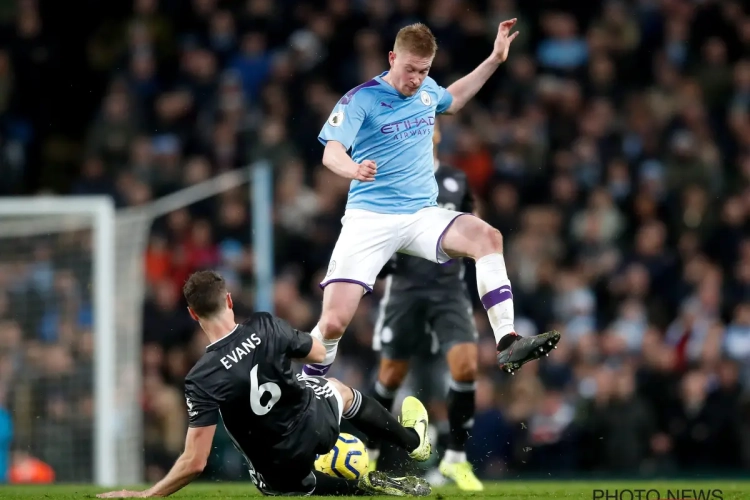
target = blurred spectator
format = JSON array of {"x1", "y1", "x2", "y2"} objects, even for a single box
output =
[
  {"x1": 577, "y1": 367, "x2": 658, "y2": 473},
  {"x1": 724, "y1": 303, "x2": 750, "y2": 385},
  {"x1": 228, "y1": 32, "x2": 271, "y2": 104},
  {"x1": 668, "y1": 370, "x2": 720, "y2": 470},
  {"x1": 536, "y1": 13, "x2": 588, "y2": 73},
  {"x1": 525, "y1": 388, "x2": 577, "y2": 471}
]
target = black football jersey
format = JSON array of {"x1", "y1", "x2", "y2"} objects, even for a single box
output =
[
  {"x1": 183, "y1": 313, "x2": 318, "y2": 469},
  {"x1": 385, "y1": 164, "x2": 474, "y2": 293}
]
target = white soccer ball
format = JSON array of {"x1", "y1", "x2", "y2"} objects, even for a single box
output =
[{"x1": 314, "y1": 433, "x2": 369, "y2": 480}]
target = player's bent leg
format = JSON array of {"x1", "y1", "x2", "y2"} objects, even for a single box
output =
[
  {"x1": 439, "y1": 342, "x2": 483, "y2": 491},
  {"x1": 400, "y1": 208, "x2": 515, "y2": 349},
  {"x1": 328, "y1": 380, "x2": 427, "y2": 461},
  {"x1": 439, "y1": 216, "x2": 511, "y2": 337},
  {"x1": 303, "y1": 282, "x2": 365, "y2": 376},
  {"x1": 375, "y1": 358, "x2": 410, "y2": 411},
  {"x1": 325, "y1": 377, "x2": 354, "y2": 417},
  {"x1": 307, "y1": 209, "x2": 401, "y2": 376},
  {"x1": 439, "y1": 215, "x2": 561, "y2": 373},
  {"x1": 368, "y1": 358, "x2": 410, "y2": 469},
  {"x1": 445, "y1": 343, "x2": 478, "y2": 458},
  {"x1": 319, "y1": 281, "x2": 368, "y2": 340},
  {"x1": 445, "y1": 344, "x2": 477, "y2": 457}
]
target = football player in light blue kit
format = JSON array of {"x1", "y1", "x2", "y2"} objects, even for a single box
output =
[{"x1": 304, "y1": 22, "x2": 560, "y2": 382}]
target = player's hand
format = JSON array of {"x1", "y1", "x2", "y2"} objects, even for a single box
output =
[
  {"x1": 491, "y1": 19, "x2": 519, "y2": 63},
  {"x1": 96, "y1": 490, "x2": 148, "y2": 498},
  {"x1": 354, "y1": 160, "x2": 377, "y2": 182}
]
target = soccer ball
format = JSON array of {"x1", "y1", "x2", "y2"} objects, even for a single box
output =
[{"x1": 314, "y1": 433, "x2": 369, "y2": 480}]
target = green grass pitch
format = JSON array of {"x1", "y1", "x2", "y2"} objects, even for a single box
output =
[{"x1": 1, "y1": 481, "x2": 749, "y2": 499}]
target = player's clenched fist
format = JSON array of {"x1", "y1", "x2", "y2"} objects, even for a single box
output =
[{"x1": 354, "y1": 160, "x2": 377, "y2": 182}]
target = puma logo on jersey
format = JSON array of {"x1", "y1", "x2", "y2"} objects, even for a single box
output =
[{"x1": 220, "y1": 334, "x2": 262, "y2": 369}]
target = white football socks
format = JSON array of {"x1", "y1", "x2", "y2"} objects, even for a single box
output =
[
  {"x1": 443, "y1": 449, "x2": 467, "y2": 464},
  {"x1": 310, "y1": 325, "x2": 340, "y2": 366},
  {"x1": 475, "y1": 253, "x2": 516, "y2": 343}
]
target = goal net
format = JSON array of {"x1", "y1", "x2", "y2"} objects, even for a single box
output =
[
  {"x1": 0, "y1": 165, "x2": 265, "y2": 486},
  {"x1": 0, "y1": 197, "x2": 123, "y2": 485}
]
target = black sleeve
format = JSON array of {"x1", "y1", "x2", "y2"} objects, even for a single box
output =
[
  {"x1": 184, "y1": 377, "x2": 220, "y2": 428},
  {"x1": 272, "y1": 316, "x2": 314, "y2": 359}
]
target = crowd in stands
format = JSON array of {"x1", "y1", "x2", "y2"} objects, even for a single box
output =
[{"x1": 1, "y1": 0, "x2": 750, "y2": 482}]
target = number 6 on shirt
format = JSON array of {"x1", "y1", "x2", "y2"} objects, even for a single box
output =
[{"x1": 250, "y1": 364, "x2": 281, "y2": 416}]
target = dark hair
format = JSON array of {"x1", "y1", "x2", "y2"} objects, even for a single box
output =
[{"x1": 183, "y1": 270, "x2": 227, "y2": 318}]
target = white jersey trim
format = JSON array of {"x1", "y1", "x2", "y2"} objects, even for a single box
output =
[{"x1": 206, "y1": 324, "x2": 240, "y2": 349}]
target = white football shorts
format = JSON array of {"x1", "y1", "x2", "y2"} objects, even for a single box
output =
[{"x1": 320, "y1": 207, "x2": 468, "y2": 293}]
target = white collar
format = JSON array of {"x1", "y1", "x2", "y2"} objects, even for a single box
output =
[{"x1": 206, "y1": 323, "x2": 239, "y2": 348}]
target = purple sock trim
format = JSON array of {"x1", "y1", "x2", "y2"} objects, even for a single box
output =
[
  {"x1": 303, "y1": 363, "x2": 331, "y2": 376},
  {"x1": 481, "y1": 285, "x2": 513, "y2": 310},
  {"x1": 319, "y1": 278, "x2": 373, "y2": 294}
]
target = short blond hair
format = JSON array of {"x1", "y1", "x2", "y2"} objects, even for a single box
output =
[{"x1": 394, "y1": 23, "x2": 437, "y2": 58}]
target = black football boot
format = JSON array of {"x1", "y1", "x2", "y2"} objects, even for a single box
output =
[{"x1": 496, "y1": 330, "x2": 561, "y2": 375}]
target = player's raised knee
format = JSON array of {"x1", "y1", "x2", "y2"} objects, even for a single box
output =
[
  {"x1": 469, "y1": 221, "x2": 503, "y2": 260},
  {"x1": 449, "y1": 217, "x2": 504, "y2": 259},
  {"x1": 476, "y1": 222, "x2": 503, "y2": 256}
]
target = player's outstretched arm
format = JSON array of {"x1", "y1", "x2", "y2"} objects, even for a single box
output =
[
  {"x1": 300, "y1": 334, "x2": 326, "y2": 364},
  {"x1": 323, "y1": 141, "x2": 377, "y2": 182},
  {"x1": 268, "y1": 314, "x2": 327, "y2": 363},
  {"x1": 97, "y1": 426, "x2": 217, "y2": 498},
  {"x1": 443, "y1": 19, "x2": 519, "y2": 115}
]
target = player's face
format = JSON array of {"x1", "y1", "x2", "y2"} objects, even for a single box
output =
[{"x1": 388, "y1": 50, "x2": 433, "y2": 96}]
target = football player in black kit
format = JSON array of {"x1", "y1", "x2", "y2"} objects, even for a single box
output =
[
  {"x1": 97, "y1": 270, "x2": 432, "y2": 498},
  {"x1": 368, "y1": 119, "x2": 482, "y2": 490},
  {"x1": 368, "y1": 120, "x2": 557, "y2": 490}
]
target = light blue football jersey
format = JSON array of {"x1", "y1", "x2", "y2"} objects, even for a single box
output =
[{"x1": 318, "y1": 71, "x2": 453, "y2": 214}]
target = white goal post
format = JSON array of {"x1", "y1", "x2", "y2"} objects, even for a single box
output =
[
  {"x1": 0, "y1": 196, "x2": 118, "y2": 486},
  {"x1": 0, "y1": 162, "x2": 274, "y2": 487}
]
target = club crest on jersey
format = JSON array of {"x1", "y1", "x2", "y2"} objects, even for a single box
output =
[
  {"x1": 326, "y1": 260, "x2": 336, "y2": 277},
  {"x1": 328, "y1": 111, "x2": 344, "y2": 127},
  {"x1": 420, "y1": 91, "x2": 431, "y2": 106}
]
